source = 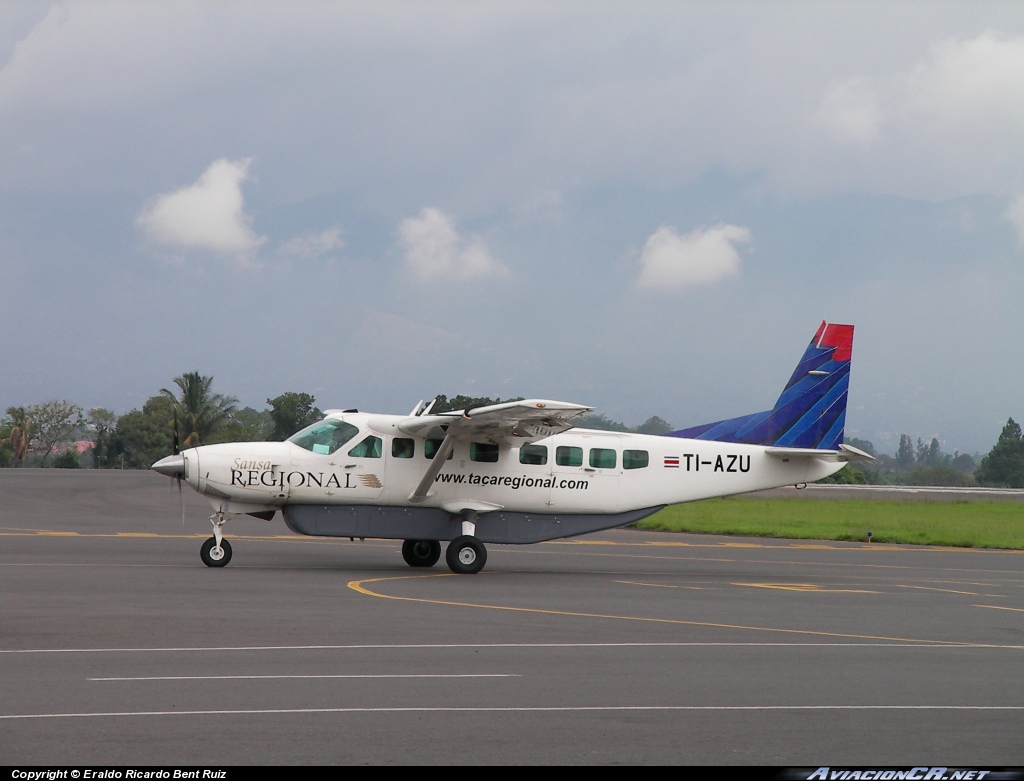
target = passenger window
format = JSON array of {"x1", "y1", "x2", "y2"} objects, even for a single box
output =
[
  {"x1": 556, "y1": 446, "x2": 582, "y2": 467},
  {"x1": 425, "y1": 439, "x2": 454, "y2": 460},
  {"x1": 519, "y1": 444, "x2": 547, "y2": 465},
  {"x1": 348, "y1": 435, "x2": 382, "y2": 458},
  {"x1": 470, "y1": 442, "x2": 499, "y2": 463},
  {"x1": 288, "y1": 419, "x2": 359, "y2": 455},
  {"x1": 623, "y1": 450, "x2": 649, "y2": 470},
  {"x1": 589, "y1": 448, "x2": 616, "y2": 469},
  {"x1": 392, "y1": 438, "x2": 415, "y2": 458}
]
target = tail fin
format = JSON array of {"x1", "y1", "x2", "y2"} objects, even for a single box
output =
[{"x1": 669, "y1": 321, "x2": 854, "y2": 449}]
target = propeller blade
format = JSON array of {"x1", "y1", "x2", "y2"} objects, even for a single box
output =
[{"x1": 172, "y1": 409, "x2": 180, "y2": 456}]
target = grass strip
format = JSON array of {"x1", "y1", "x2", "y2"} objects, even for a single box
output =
[{"x1": 636, "y1": 498, "x2": 1024, "y2": 550}]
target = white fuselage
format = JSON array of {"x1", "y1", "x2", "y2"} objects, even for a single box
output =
[{"x1": 178, "y1": 412, "x2": 844, "y2": 520}]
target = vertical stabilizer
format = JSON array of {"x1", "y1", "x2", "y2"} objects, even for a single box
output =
[{"x1": 668, "y1": 321, "x2": 855, "y2": 449}]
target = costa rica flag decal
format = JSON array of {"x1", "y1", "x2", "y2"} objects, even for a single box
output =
[{"x1": 664, "y1": 456, "x2": 680, "y2": 468}]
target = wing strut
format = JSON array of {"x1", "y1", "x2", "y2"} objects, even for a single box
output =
[{"x1": 408, "y1": 431, "x2": 457, "y2": 503}]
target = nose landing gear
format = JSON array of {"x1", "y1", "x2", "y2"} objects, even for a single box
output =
[
  {"x1": 200, "y1": 509, "x2": 235, "y2": 568},
  {"x1": 200, "y1": 536, "x2": 232, "y2": 567}
]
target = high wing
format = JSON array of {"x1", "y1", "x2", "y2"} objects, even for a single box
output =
[
  {"x1": 397, "y1": 399, "x2": 593, "y2": 444},
  {"x1": 401, "y1": 399, "x2": 593, "y2": 502}
]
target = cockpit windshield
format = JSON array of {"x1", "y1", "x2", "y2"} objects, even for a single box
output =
[{"x1": 288, "y1": 419, "x2": 359, "y2": 455}]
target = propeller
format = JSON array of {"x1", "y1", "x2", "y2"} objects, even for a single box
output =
[
  {"x1": 153, "y1": 411, "x2": 187, "y2": 525},
  {"x1": 178, "y1": 480, "x2": 185, "y2": 526},
  {"x1": 173, "y1": 408, "x2": 180, "y2": 456},
  {"x1": 174, "y1": 410, "x2": 184, "y2": 526}
]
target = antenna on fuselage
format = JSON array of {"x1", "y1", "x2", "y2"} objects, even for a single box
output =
[{"x1": 421, "y1": 397, "x2": 437, "y2": 416}]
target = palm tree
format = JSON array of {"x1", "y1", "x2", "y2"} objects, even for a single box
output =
[
  {"x1": 161, "y1": 372, "x2": 238, "y2": 447},
  {"x1": 2, "y1": 406, "x2": 31, "y2": 467}
]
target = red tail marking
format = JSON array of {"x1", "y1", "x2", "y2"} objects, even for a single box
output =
[
  {"x1": 818, "y1": 323, "x2": 854, "y2": 362},
  {"x1": 812, "y1": 320, "x2": 826, "y2": 343}
]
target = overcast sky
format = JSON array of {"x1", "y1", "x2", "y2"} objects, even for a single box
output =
[{"x1": 1, "y1": 1, "x2": 1023, "y2": 455}]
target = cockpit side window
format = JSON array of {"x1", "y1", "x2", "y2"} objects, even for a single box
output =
[
  {"x1": 349, "y1": 435, "x2": 383, "y2": 458},
  {"x1": 392, "y1": 438, "x2": 415, "y2": 458},
  {"x1": 288, "y1": 420, "x2": 359, "y2": 455}
]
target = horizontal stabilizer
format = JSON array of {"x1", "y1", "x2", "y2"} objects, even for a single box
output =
[{"x1": 765, "y1": 443, "x2": 874, "y2": 463}]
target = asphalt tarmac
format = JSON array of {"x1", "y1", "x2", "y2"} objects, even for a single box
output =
[{"x1": 2, "y1": 470, "x2": 1022, "y2": 766}]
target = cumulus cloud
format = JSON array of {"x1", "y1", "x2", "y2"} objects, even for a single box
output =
[
  {"x1": 1006, "y1": 195, "x2": 1024, "y2": 246},
  {"x1": 398, "y1": 207, "x2": 506, "y2": 281},
  {"x1": 636, "y1": 224, "x2": 750, "y2": 292},
  {"x1": 513, "y1": 190, "x2": 564, "y2": 222},
  {"x1": 817, "y1": 78, "x2": 883, "y2": 145},
  {"x1": 137, "y1": 158, "x2": 265, "y2": 259},
  {"x1": 819, "y1": 31, "x2": 1024, "y2": 146},
  {"x1": 280, "y1": 228, "x2": 344, "y2": 259},
  {"x1": 906, "y1": 32, "x2": 1024, "y2": 127}
]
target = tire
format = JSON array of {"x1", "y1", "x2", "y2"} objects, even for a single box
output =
[
  {"x1": 200, "y1": 537, "x2": 232, "y2": 568},
  {"x1": 402, "y1": 539, "x2": 441, "y2": 568},
  {"x1": 445, "y1": 535, "x2": 487, "y2": 575}
]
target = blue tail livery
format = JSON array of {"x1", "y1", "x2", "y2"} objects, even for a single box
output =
[{"x1": 669, "y1": 321, "x2": 854, "y2": 450}]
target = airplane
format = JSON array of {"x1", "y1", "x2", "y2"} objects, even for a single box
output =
[{"x1": 152, "y1": 320, "x2": 871, "y2": 574}]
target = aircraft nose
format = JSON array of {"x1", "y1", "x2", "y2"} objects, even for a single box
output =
[{"x1": 152, "y1": 453, "x2": 185, "y2": 478}]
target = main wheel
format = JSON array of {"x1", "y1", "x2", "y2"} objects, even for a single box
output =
[
  {"x1": 200, "y1": 537, "x2": 232, "y2": 567},
  {"x1": 402, "y1": 539, "x2": 442, "y2": 568},
  {"x1": 445, "y1": 535, "x2": 487, "y2": 575}
]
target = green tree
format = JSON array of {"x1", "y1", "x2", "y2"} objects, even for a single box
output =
[
  {"x1": 915, "y1": 437, "x2": 928, "y2": 465},
  {"x1": 574, "y1": 412, "x2": 631, "y2": 432},
  {"x1": 912, "y1": 436, "x2": 944, "y2": 467},
  {"x1": 108, "y1": 396, "x2": 175, "y2": 469},
  {"x1": 53, "y1": 447, "x2": 81, "y2": 469},
  {"x1": 0, "y1": 415, "x2": 13, "y2": 467},
  {"x1": 975, "y1": 418, "x2": 1024, "y2": 488},
  {"x1": 636, "y1": 415, "x2": 672, "y2": 435},
  {"x1": 950, "y1": 451, "x2": 977, "y2": 474},
  {"x1": 267, "y1": 392, "x2": 322, "y2": 440},
  {"x1": 429, "y1": 394, "x2": 524, "y2": 414},
  {"x1": 88, "y1": 407, "x2": 118, "y2": 468},
  {"x1": 896, "y1": 434, "x2": 915, "y2": 467},
  {"x1": 210, "y1": 406, "x2": 274, "y2": 443},
  {"x1": 2, "y1": 406, "x2": 31, "y2": 467},
  {"x1": 26, "y1": 400, "x2": 85, "y2": 466},
  {"x1": 904, "y1": 465, "x2": 975, "y2": 487},
  {"x1": 161, "y1": 372, "x2": 237, "y2": 447},
  {"x1": 818, "y1": 464, "x2": 869, "y2": 484},
  {"x1": 845, "y1": 437, "x2": 877, "y2": 456}
]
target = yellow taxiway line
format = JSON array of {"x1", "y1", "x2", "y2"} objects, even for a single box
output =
[{"x1": 347, "y1": 574, "x2": 1010, "y2": 647}]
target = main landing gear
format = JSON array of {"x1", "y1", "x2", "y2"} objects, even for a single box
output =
[
  {"x1": 401, "y1": 539, "x2": 442, "y2": 568},
  {"x1": 402, "y1": 510, "x2": 488, "y2": 575},
  {"x1": 200, "y1": 510, "x2": 234, "y2": 568},
  {"x1": 445, "y1": 535, "x2": 487, "y2": 575},
  {"x1": 401, "y1": 537, "x2": 487, "y2": 574}
]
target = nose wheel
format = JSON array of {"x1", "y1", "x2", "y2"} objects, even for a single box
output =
[
  {"x1": 200, "y1": 537, "x2": 233, "y2": 567},
  {"x1": 200, "y1": 509, "x2": 235, "y2": 568},
  {"x1": 445, "y1": 535, "x2": 487, "y2": 574}
]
